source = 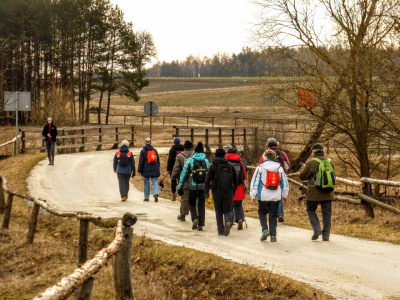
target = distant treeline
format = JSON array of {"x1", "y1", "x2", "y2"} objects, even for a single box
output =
[{"x1": 0, "y1": 0, "x2": 155, "y2": 124}]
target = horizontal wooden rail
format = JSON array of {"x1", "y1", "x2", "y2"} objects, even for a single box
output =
[
  {"x1": 173, "y1": 125, "x2": 250, "y2": 130},
  {"x1": 0, "y1": 135, "x2": 21, "y2": 148},
  {"x1": 360, "y1": 177, "x2": 400, "y2": 188},
  {"x1": 22, "y1": 125, "x2": 134, "y2": 132},
  {"x1": 22, "y1": 131, "x2": 135, "y2": 141}
]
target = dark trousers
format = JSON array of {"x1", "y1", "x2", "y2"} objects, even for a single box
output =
[
  {"x1": 117, "y1": 173, "x2": 131, "y2": 198},
  {"x1": 306, "y1": 201, "x2": 332, "y2": 239},
  {"x1": 233, "y1": 200, "x2": 244, "y2": 222},
  {"x1": 212, "y1": 190, "x2": 233, "y2": 234},
  {"x1": 189, "y1": 189, "x2": 205, "y2": 226},
  {"x1": 45, "y1": 141, "x2": 56, "y2": 164},
  {"x1": 258, "y1": 201, "x2": 279, "y2": 236},
  {"x1": 171, "y1": 178, "x2": 177, "y2": 194}
]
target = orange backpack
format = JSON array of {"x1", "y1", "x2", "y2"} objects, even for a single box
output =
[
  {"x1": 147, "y1": 149, "x2": 157, "y2": 165},
  {"x1": 263, "y1": 167, "x2": 281, "y2": 190}
]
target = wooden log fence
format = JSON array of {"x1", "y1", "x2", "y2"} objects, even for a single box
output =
[{"x1": 0, "y1": 176, "x2": 137, "y2": 300}]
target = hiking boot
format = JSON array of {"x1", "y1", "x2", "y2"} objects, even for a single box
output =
[
  {"x1": 270, "y1": 236, "x2": 277, "y2": 242},
  {"x1": 278, "y1": 215, "x2": 284, "y2": 223},
  {"x1": 237, "y1": 220, "x2": 243, "y2": 230},
  {"x1": 154, "y1": 195, "x2": 158, "y2": 202},
  {"x1": 144, "y1": 199, "x2": 149, "y2": 202},
  {"x1": 192, "y1": 219, "x2": 199, "y2": 230},
  {"x1": 260, "y1": 229, "x2": 270, "y2": 241},
  {"x1": 177, "y1": 215, "x2": 186, "y2": 221},
  {"x1": 121, "y1": 197, "x2": 127, "y2": 202},
  {"x1": 197, "y1": 226, "x2": 203, "y2": 231},
  {"x1": 218, "y1": 232, "x2": 224, "y2": 236},
  {"x1": 224, "y1": 222, "x2": 231, "y2": 236},
  {"x1": 171, "y1": 194, "x2": 176, "y2": 201},
  {"x1": 312, "y1": 231, "x2": 322, "y2": 240},
  {"x1": 323, "y1": 237, "x2": 329, "y2": 241}
]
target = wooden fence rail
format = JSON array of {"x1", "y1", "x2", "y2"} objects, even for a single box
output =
[{"x1": 0, "y1": 176, "x2": 136, "y2": 300}]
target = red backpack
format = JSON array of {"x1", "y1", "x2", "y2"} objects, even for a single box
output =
[
  {"x1": 263, "y1": 167, "x2": 281, "y2": 190},
  {"x1": 147, "y1": 149, "x2": 158, "y2": 165}
]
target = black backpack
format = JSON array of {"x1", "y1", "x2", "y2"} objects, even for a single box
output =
[
  {"x1": 215, "y1": 163, "x2": 234, "y2": 191},
  {"x1": 118, "y1": 152, "x2": 130, "y2": 167},
  {"x1": 229, "y1": 160, "x2": 243, "y2": 185},
  {"x1": 190, "y1": 159, "x2": 207, "y2": 184}
]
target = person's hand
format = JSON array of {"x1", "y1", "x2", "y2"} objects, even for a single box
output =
[
  {"x1": 282, "y1": 198, "x2": 287, "y2": 204},
  {"x1": 47, "y1": 133, "x2": 50, "y2": 137},
  {"x1": 178, "y1": 189, "x2": 184, "y2": 196},
  {"x1": 251, "y1": 198, "x2": 256, "y2": 205}
]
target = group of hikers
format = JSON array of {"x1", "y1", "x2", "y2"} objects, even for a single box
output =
[{"x1": 114, "y1": 136, "x2": 335, "y2": 242}]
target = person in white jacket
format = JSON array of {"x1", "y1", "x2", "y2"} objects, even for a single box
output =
[{"x1": 250, "y1": 149, "x2": 289, "y2": 242}]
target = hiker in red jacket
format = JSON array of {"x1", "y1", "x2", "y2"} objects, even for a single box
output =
[{"x1": 226, "y1": 147, "x2": 247, "y2": 230}]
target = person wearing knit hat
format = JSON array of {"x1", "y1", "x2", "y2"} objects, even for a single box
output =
[
  {"x1": 250, "y1": 148, "x2": 289, "y2": 242},
  {"x1": 167, "y1": 137, "x2": 184, "y2": 201},
  {"x1": 171, "y1": 140, "x2": 195, "y2": 221},
  {"x1": 178, "y1": 141, "x2": 210, "y2": 231},
  {"x1": 113, "y1": 140, "x2": 135, "y2": 202},
  {"x1": 205, "y1": 148, "x2": 237, "y2": 236},
  {"x1": 299, "y1": 143, "x2": 334, "y2": 242},
  {"x1": 137, "y1": 137, "x2": 160, "y2": 202}
]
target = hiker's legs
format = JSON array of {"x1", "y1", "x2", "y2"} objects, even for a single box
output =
[
  {"x1": 50, "y1": 141, "x2": 56, "y2": 164},
  {"x1": 220, "y1": 191, "x2": 233, "y2": 226},
  {"x1": 268, "y1": 201, "x2": 279, "y2": 236},
  {"x1": 171, "y1": 178, "x2": 177, "y2": 194},
  {"x1": 197, "y1": 189, "x2": 206, "y2": 226},
  {"x1": 212, "y1": 191, "x2": 224, "y2": 234},
  {"x1": 233, "y1": 200, "x2": 244, "y2": 222},
  {"x1": 278, "y1": 199, "x2": 284, "y2": 217},
  {"x1": 117, "y1": 173, "x2": 130, "y2": 198},
  {"x1": 188, "y1": 189, "x2": 198, "y2": 222},
  {"x1": 321, "y1": 201, "x2": 332, "y2": 239},
  {"x1": 306, "y1": 201, "x2": 321, "y2": 233},
  {"x1": 143, "y1": 177, "x2": 150, "y2": 200},
  {"x1": 180, "y1": 188, "x2": 189, "y2": 216},
  {"x1": 258, "y1": 201, "x2": 269, "y2": 232},
  {"x1": 151, "y1": 177, "x2": 159, "y2": 196},
  {"x1": 45, "y1": 141, "x2": 51, "y2": 163}
]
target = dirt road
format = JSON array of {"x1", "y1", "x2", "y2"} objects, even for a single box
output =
[{"x1": 28, "y1": 150, "x2": 400, "y2": 300}]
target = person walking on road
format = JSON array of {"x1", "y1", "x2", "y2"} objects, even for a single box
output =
[
  {"x1": 299, "y1": 143, "x2": 334, "y2": 241},
  {"x1": 113, "y1": 140, "x2": 135, "y2": 202},
  {"x1": 205, "y1": 148, "x2": 237, "y2": 236},
  {"x1": 258, "y1": 138, "x2": 291, "y2": 223},
  {"x1": 171, "y1": 140, "x2": 194, "y2": 222},
  {"x1": 226, "y1": 147, "x2": 247, "y2": 230},
  {"x1": 251, "y1": 149, "x2": 289, "y2": 242},
  {"x1": 137, "y1": 138, "x2": 160, "y2": 202},
  {"x1": 42, "y1": 117, "x2": 57, "y2": 165},
  {"x1": 178, "y1": 142, "x2": 209, "y2": 231},
  {"x1": 167, "y1": 137, "x2": 184, "y2": 201}
]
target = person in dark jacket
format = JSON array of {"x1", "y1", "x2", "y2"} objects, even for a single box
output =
[
  {"x1": 42, "y1": 117, "x2": 58, "y2": 165},
  {"x1": 167, "y1": 137, "x2": 184, "y2": 201},
  {"x1": 299, "y1": 143, "x2": 334, "y2": 241},
  {"x1": 137, "y1": 138, "x2": 160, "y2": 202},
  {"x1": 205, "y1": 148, "x2": 237, "y2": 236},
  {"x1": 113, "y1": 140, "x2": 135, "y2": 202}
]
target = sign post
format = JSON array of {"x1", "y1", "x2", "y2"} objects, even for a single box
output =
[
  {"x1": 260, "y1": 97, "x2": 276, "y2": 128},
  {"x1": 144, "y1": 101, "x2": 159, "y2": 140}
]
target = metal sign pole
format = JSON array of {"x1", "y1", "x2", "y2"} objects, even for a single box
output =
[
  {"x1": 150, "y1": 102, "x2": 153, "y2": 139},
  {"x1": 15, "y1": 92, "x2": 19, "y2": 157}
]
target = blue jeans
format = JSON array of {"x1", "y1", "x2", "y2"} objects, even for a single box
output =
[
  {"x1": 278, "y1": 200, "x2": 284, "y2": 217},
  {"x1": 143, "y1": 177, "x2": 159, "y2": 200}
]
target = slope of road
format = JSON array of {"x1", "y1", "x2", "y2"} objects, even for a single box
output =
[{"x1": 27, "y1": 150, "x2": 400, "y2": 300}]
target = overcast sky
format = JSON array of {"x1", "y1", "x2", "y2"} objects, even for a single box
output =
[{"x1": 110, "y1": 0, "x2": 259, "y2": 64}]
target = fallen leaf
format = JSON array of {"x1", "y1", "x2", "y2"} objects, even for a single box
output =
[{"x1": 202, "y1": 291, "x2": 209, "y2": 297}]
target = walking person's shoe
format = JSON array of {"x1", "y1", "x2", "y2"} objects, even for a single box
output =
[
  {"x1": 192, "y1": 219, "x2": 199, "y2": 230},
  {"x1": 197, "y1": 226, "x2": 203, "y2": 231},
  {"x1": 237, "y1": 220, "x2": 243, "y2": 230},
  {"x1": 177, "y1": 215, "x2": 186, "y2": 221},
  {"x1": 121, "y1": 197, "x2": 127, "y2": 202},
  {"x1": 224, "y1": 222, "x2": 231, "y2": 236},
  {"x1": 171, "y1": 194, "x2": 176, "y2": 201},
  {"x1": 154, "y1": 195, "x2": 158, "y2": 202},
  {"x1": 260, "y1": 229, "x2": 270, "y2": 241},
  {"x1": 144, "y1": 199, "x2": 149, "y2": 202},
  {"x1": 270, "y1": 236, "x2": 277, "y2": 242},
  {"x1": 278, "y1": 215, "x2": 284, "y2": 223},
  {"x1": 312, "y1": 231, "x2": 322, "y2": 240},
  {"x1": 322, "y1": 237, "x2": 329, "y2": 241}
]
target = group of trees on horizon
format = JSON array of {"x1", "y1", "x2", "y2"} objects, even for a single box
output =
[{"x1": 0, "y1": 0, "x2": 156, "y2": 124}]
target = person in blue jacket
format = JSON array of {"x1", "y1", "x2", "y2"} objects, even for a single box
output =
[
  {"x1": 178, "y1": 142, "x2": 210, "y2": 231},
  {"x1": 113, "y1": 140, "x2": 135, "y2": 202},
  {"x1": 137, "y1": 137, "x2": 160, "y2": 202}
]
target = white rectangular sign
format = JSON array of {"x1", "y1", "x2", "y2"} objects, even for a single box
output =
[{"x1": 4, "y1": 92, "x2": 31, "y2": 111}]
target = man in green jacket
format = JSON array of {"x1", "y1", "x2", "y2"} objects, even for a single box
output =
[{"x1": 299, "y1": 143, "x2": 334, "y2": 241}]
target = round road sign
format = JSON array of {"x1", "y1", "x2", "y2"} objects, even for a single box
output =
[{"x1": 144, "y1": 101, "x2": 159, "y2": 117}]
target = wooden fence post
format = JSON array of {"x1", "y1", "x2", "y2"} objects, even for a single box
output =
[
  {"x1": 41, "y1": 137, "x2": 45, "y2": 153},
  {"x1": 243, "y1": 128, "x2": 247, "y2": 145},
  {"x1": 79, "y1": 129, "x2": 85, "y2": 152},
  {"x1": 141, "y1": 116, "x2": 144, "y2": 125},
  {"x1": 113, "y1": 226, "x2": 134, "y2": 300},
  {"x1": 26, "y1": 203, "x2": 40, "y2": 244},
  {"x1": 231, "y1": 129, "x2": 235, "y2": 147},
  {"x1": 205, "y1": 129, "x2": 209, "y2": 148},
  {"x1": 96, "y1": 127, "x2": 102, "y2": 151},
  {"x1": 187, "y1": 116, "x2": 189, "y2": 126},
  {"x1": 0, "y1": 178, "x2": 5, "y2": 214},
  {"x1": 254, "y1": 127, "x2": 258, "y2": 150},
  {"x1": 218, "y1": 129, "x2": 222, "y2": 148},
  {"x1": 2, "y1": 194, "x2": 14, "y2": 229},
  {"x1": 61, "y1": 130, "x2": 66, "y2": 154},
  {"x1": 124, "y1": 115, "x2": 126, "y2": 125},
  {"x1": 113, "y1": 127, "x2": 119, "y2": 149},
  {"x1": 130, "y1": 126, "x2": 134, "y2": 148},
  {"x1": 175, "y1": 127, "x2": 179, "y2": 138},
  {"x1": 191, "y1": 128, "x2": 194, "y2": 143}
]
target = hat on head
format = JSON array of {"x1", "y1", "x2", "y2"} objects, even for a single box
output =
[
  {"x1": 145, "y1": 137, "x2": 152, "y2": 144},
  {"x1": 215, "y1": 148, "x2": 226, "y2": 157},
  {"x1": 223, "y1": 144, "x2": 231, "y2": 151},
  {"x1": 183, "y1": 140, "x2": 193, "y2": 149},
  {"x1": 227, "y1": 147, "x2": 237, "y2": 154},
  {"x1": 311, "y1": 143, "x2": 324, "y2": 151},
  {"x1": 173, "y1": 137, "x2": 181, "y2": 145},
  {"x1": 194, "y1": 141, "x2": 204, "y2": 153},
  {"x1": 121, "y1": 140, "x2": 129, "y2": 147},
  {"x1": 263, "y1": 149, "x2": 276, "y2": 161},
  {"x1": 267, "y1": 137, "x2": 278, "y2": 147}
]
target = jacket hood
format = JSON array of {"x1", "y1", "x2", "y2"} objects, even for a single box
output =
[
  {"x1": 226, "y1": 153, "x2": 241, "y2": 161},
  {"x1": 259, "y1": 160, "x2": 281, "y2": 172},
  {"x1": 173, "y1": 144, "x2": 184, "y2": 151},
  {"x1": 212, "y1": 157, "x2": 228, "y2": 165},
  {"x1": 192, "y1": 152, "x2": 206, "y2": 161},
  {"x1": 143, "y1": 144, "x2": 154, "y2": 150},
  {"x1": 119, "y1": 145, "x2": 129, "y2": 152}
]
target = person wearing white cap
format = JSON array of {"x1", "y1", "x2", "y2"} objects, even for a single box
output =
[{"x1": 113, "y1": 140, "x2": 135, "y2": 201}]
